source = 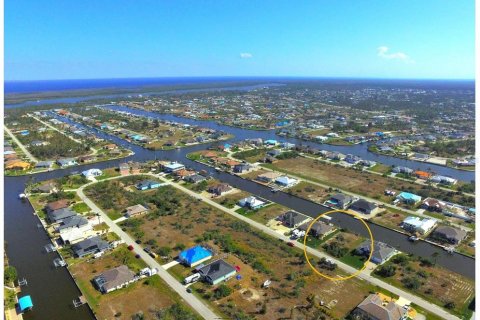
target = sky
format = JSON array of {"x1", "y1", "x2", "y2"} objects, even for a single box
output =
[{"x1": 5, "y1": 0, "x2": 475, "y2": 81}]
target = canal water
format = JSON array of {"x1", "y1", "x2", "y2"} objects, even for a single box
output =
[{"x1": 4, "y1": 104, "x2": 475, "y2": 319}]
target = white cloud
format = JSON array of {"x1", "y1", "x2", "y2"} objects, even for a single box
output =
[
  {"x1": 377, "y1": 46, "x2": 413, "y2": 63},
  {"x1": 239, "y1": 52, "x2": 253, "y2": 59}
]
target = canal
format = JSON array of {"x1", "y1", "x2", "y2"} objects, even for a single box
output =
[{"x1": 4, "y1": 105, "x2": 475, "y2": 320}]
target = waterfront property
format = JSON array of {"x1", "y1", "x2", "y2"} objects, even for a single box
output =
[
  {"x1": 430, "y1": 226, "x2": 467, "y2": 245},
  {"x1": 349, "y1": 199, "x2": 380, "y2": 215},
  {"x1": 72, "y1": 236, "x2": 111, "y2": 258},
  {"x1": 93, "y1": 265, "x2": 137, "y2": 293},
  {"x1": 297, "y1": 220, "x2": 335, "y2": 239},
  {"x1": 277, "y1": 210, "x2": 310, "y2": 229},
  {"x1": 396, "y1": 192, "x2": 422, "y2": 205},
  {"x1": 237, "y1": 196, "x2": 266, "y2": 210},
  {"x1": 326, "y1": 193, "x2": 353, "y2": 209},
  {"x1": 401, "y1": 216, "x2": 437, "y2": 235}
]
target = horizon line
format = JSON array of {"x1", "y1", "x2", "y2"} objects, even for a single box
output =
[{"x1": 5, "y1": 75, "x2": 475, "y2": 83}]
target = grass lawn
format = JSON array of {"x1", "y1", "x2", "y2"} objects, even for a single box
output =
[
  {"x1": 96, "y1": 168, "x2": 120, "y2": 180},
  {"x1": 72, "y1": 202, "x2": 90, "y2": 213}
]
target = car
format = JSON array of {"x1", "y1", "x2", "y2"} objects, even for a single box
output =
[
  {"x1": 186, "y1": 288, "x2": 192, "y2": 293},
  {"x1": 287, "y1": 242, "x2": 295, "y2": 247},
  {"x1": 135, "y1": 254, "x2": 141, "y2": 259},
  {"x1": 135, "y1": 239, "x2": 142, "y2": 244},
  {"x1": 127, "y1": 245, "x2": 134, "y2": 251},
  {"x1": 143, "y1": 247, "x2": 151, "y2": 254}
]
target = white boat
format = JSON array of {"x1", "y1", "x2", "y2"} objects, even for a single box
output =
[
  {"x1": 408, "y1": 236, "x2": 419, "y2": 242},
  {"x1": 18, "y1": 193, "x2": 26, "y2": 199},
  {"x1": 444, "y1": 246, "x2": 455, "y2": 254}
]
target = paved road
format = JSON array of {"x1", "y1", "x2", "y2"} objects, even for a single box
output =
[
  {"x1": 78, "y1": 173, "x2": 460, "y2": 320},
  {"x1": 4, "y1": 126, "x2": 38, "y2": 163},
  {"x1": 256, "y1": 158, "x2": 473, "y2": 233},
  {"x1": 76, "y1": 179, "x2": 220, "y2": 320},
  {"x1": 166, "y1": 178, "x2": 461, "y2": 320}
]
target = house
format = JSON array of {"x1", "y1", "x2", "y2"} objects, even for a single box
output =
[
  {"x1": 430, "y1": 175, "x2": 458, "y2": 185},
  {"x1": 30, "y1": 140, "x2": 48, "y2": 147},
  {"x1": 103, "y1": 143, "x2": 117, "y2": 150},
  {"x1": 45, "y1": 199, "x2": 70, "y2": 213},
  {"x1": 278, "y1": 211, "x2": 310, "y2": 228},
  {"x1": 125, "y1": 204, "x2": 149, "y2": 217},
  {"x1": 349, "y1": 199, "x2": 380, "y2": 215},
  {"x1": 344, "y1": 154, "x2": 361, "y2": 164},
  {"x1": 396, "y1": 192, "x2": 422, "y2": 204},
  {"x1": 356, "y1": 240, "x2": 396, "y2": 264},
  {"x1": 33, "y1": 182, "x2": 58, "y2": 194},
  {"x1": 267, "y1": 149, "x2": 282, "y2": 157},
  {"x1": 130, "y1": 162, "x2": 141, "y2": 174},
  {"x1": 57, "y1": 158, "x2": 77, "y2": 167},
  {"x1": 256, "y1": 172, "x2": 282, "y2": 183},
  {"x1": 185, "y1": 174, "x2": 206, "y2": 184},
  {"x1": 174, "y1": 169, "x2": 196, "y2": 179},
  {"x1": 5, "y1": 160, "x2": 30, "y2": 170},
  {"x1": 72, "y1": 236, "x2": 111, "y2": 258},
  {"x1": 414, "y1": 171, "x2": 431, "y2": 180},
  {"x1": 402, "y1": 216, "x2": 437, "y2": 235},
  {"x1": 238, "y1": 196, "x2": 266, "y2": 210},
  {"x1": 163, "y1": 162, "x2": 185, "y2": 173},
  {"x1": 136, "y1": 180, "x2": 162, "y2": 190},
  {"x1": 327, "y1": 193, "x2": 353, "y2": 209},
  {"x1": 422, "y1": 198, "x2": 446, "y2": 212},
  {"x1": 82, "y1": 169, "x2": 103, "y2": 178},
  {"x1": 47, "y1": 208, "x2": 77, "y2": 224},
  {"x1": 352, "y1": 293, "x2": 407, "y2": 320},
  {"x1": 297, "y1": 221, "x2": 335, "y2": 238},
  {"x1": 78, "y1": 155, "x2": 97, "y2": 163},
  {"x1": 275, "y1": 176, "x2": 298, "y2": 187},
  {"x1": 431, "y1": 226, "x2": 467, "y2": 245},
  {"x1": 264, "y1": 139, "x2": 278, "y2": 146},
  {"x1": 392, "y1": 166, "x2": 413, "y2": 175},
  {"x1": 119, "y1": 163, "x2": 130, "y2": 175},
  {"x1": 35, "y1": 161, "x2": 54, "y2": 169},
  {"x1": 178, "y1": 246, "x2": 213, "y2": 267},
  {"x1": 58, "y1": 215, "x2": 92, "y2": 243},
  {"x1": 233, "y1": 163, "x2": 251, "y2": 173},
  {"x1": 93, "y1": 265, "x2": 137, "y2": 293},
  {"x1": 198, "y1": 259, "x2": 237, "y2": 285},
  {"x1": 208, "y1": 183, "x2": 232, "y2": 196}
]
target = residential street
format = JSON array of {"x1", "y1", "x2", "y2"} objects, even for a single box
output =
[
  {"x1": 76, "y1": 179, "x2": 220, "y2": 320},
  {"x1": 4, "y1": 126, "x2": 38, "y2": 163},
  {"x1": 76, "y1": 173, "x2": 461, "y2": 320}
]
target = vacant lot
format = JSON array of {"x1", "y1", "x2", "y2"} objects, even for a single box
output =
[
  {"x1": 286, "y1": 181, "x2": 330, "y2": 203},
  {"x1": 373, "y1": 254, "x2": 474, "y2": 318},
  {"x1": 90, "y1": 180, "x2": 377, "y2": 319},
  {"x1": 265, "y1": 157, "x2": 473, "y2": 206},
  {"x1": 69, "y1": 245, "x2": 200, "y2": 320}
]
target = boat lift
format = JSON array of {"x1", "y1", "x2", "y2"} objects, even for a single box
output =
[
  {"x1": 45, "y1": 243, "x2": 57, "y2": 253},
  {"x1": 53, "y1": 258, "x2": 67, "y2": 268},
  {"x1": 73, "y1": 296, "x2": 87, "y2": 308},
  {"x1": 18, "y1": 277, "x2": 28, "y2": 286}
]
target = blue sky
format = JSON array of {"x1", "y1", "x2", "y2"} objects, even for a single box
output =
[{"x1": 5, "y1": 1, "x2": 475, "y2": 80}]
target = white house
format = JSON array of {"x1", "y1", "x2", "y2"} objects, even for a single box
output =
[
  {"x1": 238, "y1": 196, "x2": 266, "y2": 210},
  {"x1": 402, "y1": 216, "x2": 437, "y2": 235},
  {"x1": 275, "y1": 176, "x2": 298, "y2": 187},
  {"x1": 82, "y1": 168, "x2": 103, "y2": 178}
]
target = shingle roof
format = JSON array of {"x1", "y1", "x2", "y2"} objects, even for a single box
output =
[{"x1": 198, "y1": 259, "x2": 236, "y2": 282}]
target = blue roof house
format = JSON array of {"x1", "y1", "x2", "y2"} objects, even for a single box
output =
[
  {"x1": 179, "y1": 246, "x2": 213, "y2": 267},
  {"x1": 264, "y1": 139, "x2": 278, "y2": 146},
  {"x1": 18, "y1": 295, "x2": 33, "y2": 312},
  {"x1": 397, "y1": 192, "x2": 422, "y2": 204},
  {"x1": 136, "y1": 180, "x2": 162, "y2": 191}
]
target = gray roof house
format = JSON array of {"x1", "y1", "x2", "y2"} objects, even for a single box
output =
[
  {"x1": 298, "y1": 221, "x2": 335, "y2": 238},
  {"x1": 185, "y1": 174, "x2": 206, "y2": 184},
  {"x1": 353, "y1": 293, "x2": 406, "y2": 320},
  {"x1": 278, "y1": 211, "x2": 310, "y2": 228},
  {"x1": 57, "y1": 215, "x2": 88, "y2": 232},
  {"x1": 349, "y1": 199, "x2": 379, "y2": 215},
  {"x1": 93, "y1": 265, "x2": 136, "y2": 293},
  {"x1": 35, "y1": 160, "x2": 54, "y2": 169},
  {"x1": 356, "y1": 240, "x2": 396, "y2": 264},
  {"x1": 329, "y1": 193, "x2": 353, "y2": 209},
  {"x1": 198, "y1": 259, "x2": 237, "y2": 285},
  {"x1": 72, "y1": 236, "x2": 110, "y2": 258},
  {"x1": 431, "y1": 226, "x2": 467, "y2": 245},
  {"x1": 47, "y1": 208, "x2": 77, "y2": 223}
]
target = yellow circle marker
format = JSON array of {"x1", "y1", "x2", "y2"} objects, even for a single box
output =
[{"x1": 303, "y1": 209, "x2": 374, "y2": 281}]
